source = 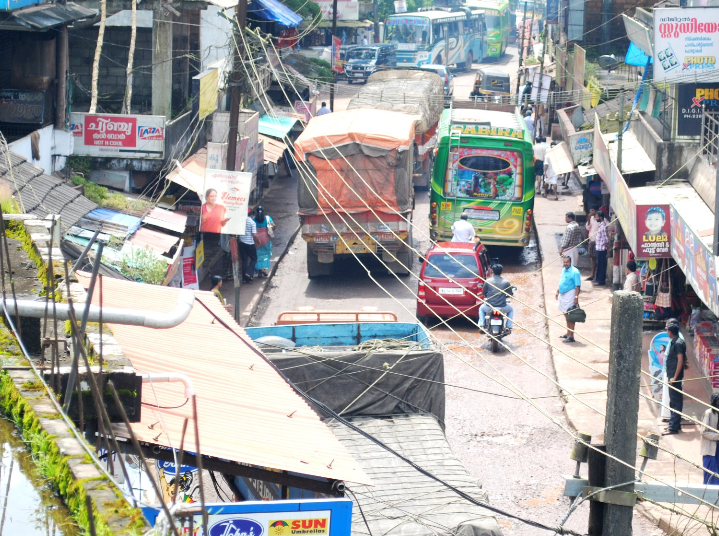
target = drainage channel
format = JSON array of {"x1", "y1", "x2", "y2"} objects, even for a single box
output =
[{"x1": 0, "y1": 417, "x2": 79, "y2": 535}]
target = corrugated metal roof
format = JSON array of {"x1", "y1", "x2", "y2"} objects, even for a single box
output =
[
  {"x1": 0, "y1": 2, "x2": 96, "y2": 31},
  {"x1": 166, "y1": 149, "x2": 206, "y2": 193},
  {"x1": 77, "y1": 274, "x2": 370, "y2": 485},
  {"x1": 259, "y1": 134, "x2": 287, "y2": 164},
  {"x1": 0, "y1": 147, "x2": 97, "y2": 230},
  {"x1": 85, "y1": 208, "x2": 142, "y2": 236},
  {"x1": 142, "y1": 207, "x2": 187, "y2": 234},
  {"x1": 330, "y1": 414, "x2": 502, "y2": 536},
  {"x1": 129, "y1": 227, "x2": 180, "y2": 255}
]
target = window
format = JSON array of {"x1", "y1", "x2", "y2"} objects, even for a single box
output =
[
  {"x1": 424, "y1": 253, "x2": 478, "y2": 278},
  {"x1": 445, "y1": 147, "x2": 523, "y2": 201},
  {"x1": 433, "y1": 23, "x2": 444, "y2": 42}
]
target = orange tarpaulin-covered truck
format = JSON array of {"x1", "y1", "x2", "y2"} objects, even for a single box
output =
[{"x1": 294, "y1": 108, "x2": 416, "y2": 278}]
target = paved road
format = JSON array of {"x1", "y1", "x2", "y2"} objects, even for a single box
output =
[{"x1": 256, "y1": 48, "x2": 663, "y2": 536}]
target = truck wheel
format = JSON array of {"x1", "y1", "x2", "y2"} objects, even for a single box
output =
[{"x1": 307, "y1": 246, "x2": 333, "y2": 278}]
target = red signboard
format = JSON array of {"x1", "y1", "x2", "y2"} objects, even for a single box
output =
[
  {"x1": 332, "y1": 36, "x2": 342, "y2": 73},
  {"x1": 83, "y1": 115, "x2": 137, "y2": 148},
  {"x1": 636, "y1": 205, "x2": 672, "y2": 258}
]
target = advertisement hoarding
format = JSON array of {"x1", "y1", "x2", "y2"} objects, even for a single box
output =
[
  {"x1": 546, "y1": 0, "x2": 559, "y2": 24},
  {"x1": 0, "y1": 89, "x2": 47, "y2": 124},
  {"x1": 677, "y1": 83, "x2": 719, "y2": 136},
  {"x1": 142, "y1": 499, "x2": 353, "y2": 536},
  {"x1": 201, "y1": 169, "x2": 252, "y2": 235},
  {"x1": 316, "y1": 0, "x2": 359, "y2": 21},
  {"x1": 193, "y1": 68, "x2": 219, "y2": 120},
  {"x1": 653, "y1": 7, "x2": 719, "y2": 82},
  {"x1": 70, "y1": 113, "x2": 165, "y2": 159},
  {"x1": 636, "y1": 205, "x2": 671, "y2": 258},
  {"x1": 332, "y1": 36, "x2": 343, "y2": 73}
]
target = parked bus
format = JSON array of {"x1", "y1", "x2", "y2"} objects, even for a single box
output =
[
  {"x1": 465, "y1": 0, "x2": 510, "y2": 58},
  {"x1": 429, "y1": 108, "x2": 535, "y2": 247},
  {"x1": 385, "y1": 9, "x2": 486, "y2": 68}
]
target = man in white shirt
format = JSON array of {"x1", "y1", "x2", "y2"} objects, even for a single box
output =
[
  {"x1": 533, "y1": 136, "x2": 548, "y2": 193},
  {"x1": 524, "y1": 111, "x2": 535, "y2": 141},
  {"x1": 451, "y1": 214, "x2": 476, "y2": 243},
  {"x1": 361, "y1": 36, "x2": 369, "y2": 46},
  {"x1": 239, "y1": 211, "x2": 258, "y2": 283},
  {"x1": 316, "y1": 102, "x2": 331, "y2": 116}
]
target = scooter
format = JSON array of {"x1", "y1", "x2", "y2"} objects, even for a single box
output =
[{"x1": 481, "y1": 287, "x2": 516, "y2": 353}]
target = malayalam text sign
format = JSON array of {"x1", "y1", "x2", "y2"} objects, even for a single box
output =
[
  {"x1": 70, "y1": 113, "x2": 165, "y2": 159},
  {"x1": 201, "y1": 169, "x2": 252, "y2": 235},
  {"x1": 654, "y1": 7, "x2": 719, "y2": 82},
  {"x1": 636, "y1": 205, "x2": 672, "y2": 258}
]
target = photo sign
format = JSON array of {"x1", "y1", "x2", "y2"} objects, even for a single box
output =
[
  {"x1": 677, "y1": 83, "x2": 719, "y2": 136},
  {"x1": 201, "y1": 169, "x2": 252, "y2": 235},
  {"x1": 70, "y1": 113, "x2": 165, "y2": 159},
  {"x1": 653, "y1": 7, "x2": 719, "y2": 82}
]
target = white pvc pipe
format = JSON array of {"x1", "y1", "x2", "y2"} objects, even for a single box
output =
[
  {"x1": 1, "y1": 289, "x2": 195, "y2": 328},
  {"x1": 141, "y1": 372, "x2": 194, "y2": 398}
]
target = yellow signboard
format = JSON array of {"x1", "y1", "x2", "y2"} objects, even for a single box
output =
[
  {"x1": 197, "y1": 69, "x2": 219, "y2": 120},
  {"x1": 196, "y1": 240, "x2": 205, "y2": 268},
  {"x1": 440, "y1": 201, "x2": 452, "y2": 210},
  {"x1": 511, "y1": 206, "x2": 523, "y2": 216}
]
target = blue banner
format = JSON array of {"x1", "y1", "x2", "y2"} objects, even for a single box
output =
[{"x1": 546, "y1": 0, "x2": 559, "y2": 24}]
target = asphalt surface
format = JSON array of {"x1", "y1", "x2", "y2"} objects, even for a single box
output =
[{"x1": 253, "y1": 46, "x2": 664, "y2": 536}]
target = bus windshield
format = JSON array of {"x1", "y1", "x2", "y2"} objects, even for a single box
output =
[
  {"x1": 446, "y1": 147, "x2": 523, "y2": 201},
  {"x1": 385, "y1": 17, "x2": 430, "y2": 45},
  {"x1": 484, "y1": 12, "x2": 501, "y2": 31}
]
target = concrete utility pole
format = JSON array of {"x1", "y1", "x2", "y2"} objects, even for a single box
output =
[
  {"x1": 617, "y1": 91, "x2": 624, "y2": 174},
  {"x1": 226, "y1": 0, "x2": 248, "y2": 323},
  {"x1": 533, "y1": 24, "x2": 547, "y2": 140},
  {"x1": 329, "y1": 0, "x2": 338, "y2": 112},
  {"x1": 373, "y1": 0, "x2": 379, "y2": 43},
  {"x1": 55, "y1": 17, "x2": 68, "y2": 129},
  {"x1": 601, "y1": 0, "x2": 612, "y2": 55},
  {"x1": 515, "y1": 0, "x2": 528, "y2": 96},
  {"x1": 601, "y1": 291, "x2": 643, "y2": 536}
]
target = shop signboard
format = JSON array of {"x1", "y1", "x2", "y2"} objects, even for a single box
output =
[
  {"x1": 193, "y1": 68, "x2": 219, "y2": 120},
  {"x1": 316, "y1": 0, "x2": 359, "y2": 21},
  {"x1": 70, "y1": 113, "x2": 165, "y2": 159},
  {"x1": 636, "y1": 205, "x2": 672, "y2": 258},
  {"x1": 181, "y1": 245, "x2": 199, "y2": 289},
  {"x1": 608, "y1": 162, "x2": 637, "y2": 245},
  {"x1": 332, "y1": 36, "x2": 343, "y2": 73},
  {"x1": 567, "y1": 132, "x2": 593, "y2": 165},
  {"x1": 653, "y1": 7, "x2": 719, "y2": 82},
  {"x1": 592, "y1": 118, "x2": 611, "y2": 184},
  {"x1": 677, "y1": 83, "x2": 719, "y2": 136},
  {"x1": 201, "y1": 169, "x2": 252, "y2": 235},
  {"x1": 295, "y1": 100, "x2": 314, "y2": 122},
  {"x1": 670, "y1": 206, "x2": 719, "y2": 315},
  {"x1": 546, "y1": 0, "x2": 559, "y2": 23},
  {"x1": 0, "y1": 89, "x2": 47, "y2": 124},
  {"x1": 141, "y1": 498, "x2": 353, "y2": 536}
]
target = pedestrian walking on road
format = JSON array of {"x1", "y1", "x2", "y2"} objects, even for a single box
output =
[
  {"x1": 585, "y1": 206, "x2": 599, "y2": 281},
  {"x1": 556, "y1": 255, "x2": 581, "y2": 343},
  {"x1": 317, "y1": 102, "x2": 332, "y2": 116},
  {"x1": 253, "y1": 206, "x2": 275, "y2": 278},
  {"x1": 451, "y1": 213, "x2": 476, "y2": 243},
  {"x1": 593, "y1": 210, "x2": 608, "y2": 286},
  {"x1": 663, "y1": 323, "x2": 686, "y2": 435},
  {"x1": 560, "y1": 212, "x2": 582, "y2": 267},
  {"x1": 533, "y1": 136, "x2": 548, "y2": 193},
  {"x1": 543, "y1": 142, "x2": 559, "y2": 200},
  {"x1": 239, "y1": 210, "x2": 258, "y2": 283},
  {"x1": 524, "y1": 111, "x2": 535, "y2": 141},
  {"x1": 701, "y1": 393, "x2": 719, "y2": 484}
]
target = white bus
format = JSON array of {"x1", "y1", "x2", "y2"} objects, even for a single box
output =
[{"x1": 385, "y1": 9, "x2": 486, "y2": 68}]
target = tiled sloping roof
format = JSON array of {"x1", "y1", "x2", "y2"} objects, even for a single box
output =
[
  {"x1": 0, "y1": 149, "x2": 97, "y2": 230},
  {"x1": 329, "y1": 414, "x2": 503, "y2": 536}
]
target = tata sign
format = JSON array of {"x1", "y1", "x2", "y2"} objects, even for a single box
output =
[
  {"x1": 142, "y1": 499, "x2": 352, "y2": 536},
  {"x1": 677, "y1": 83, "x2": 719, "y2": 136},
  {"x1": 70, "y1": 113, "x2": 165, "y2": 159}
]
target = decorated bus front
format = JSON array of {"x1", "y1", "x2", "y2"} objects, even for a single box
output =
[{"x1": 430, "y1": 110, "x2": 535, "y2": 247}]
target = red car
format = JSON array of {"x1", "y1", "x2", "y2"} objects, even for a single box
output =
[{"x1": 416, "y1": 242, "x2": 492, "y2": 324}]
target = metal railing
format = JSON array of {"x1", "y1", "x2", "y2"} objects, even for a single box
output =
[{"x1": 701, "y1": 109, "x2": 719, "y2": 164}]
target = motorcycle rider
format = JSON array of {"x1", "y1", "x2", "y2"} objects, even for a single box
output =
[{"x1": 479, "y1": 263, "x2": 514, "y2": 332}]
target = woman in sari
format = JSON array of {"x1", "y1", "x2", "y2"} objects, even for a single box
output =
[
  {"x1": 201, "y1": 189, "x2": 231, "y2": 233},
  {"x1": 254, "y1": 206, "x2": 275, "y2": 278}
]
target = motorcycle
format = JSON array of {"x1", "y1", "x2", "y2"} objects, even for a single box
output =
[{"x1": 481, "y1": 286, "x2": 516, "y2": 353}]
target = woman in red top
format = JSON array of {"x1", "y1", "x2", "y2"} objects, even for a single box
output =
[{"x1": 200, "y1": 188, "x2": 231, "y2": 233}]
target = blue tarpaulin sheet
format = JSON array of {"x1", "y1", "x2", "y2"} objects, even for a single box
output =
[
  {"x1": 258, "y1": 114, "x2": 299, "y2": 139},
  {"x1": 86, "y1": 208, "x2": 142, "y2": 236},
  {"x1": 248, "y1": 0, "x2": 302, "y2": 27},
  {"x1": 625, "y1": 42, "x2": 652, "y2": 67}
]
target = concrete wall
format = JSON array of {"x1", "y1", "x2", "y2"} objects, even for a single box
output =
[
  {"x1": 69, "y1": 27, "x2": 153, "y2": 113},
  {"x1": 8, "y1": 124, "x2": 72, "y2": 174},
  {"x1": 201, "y1": 6, "x2": 234, "y2": 70}
]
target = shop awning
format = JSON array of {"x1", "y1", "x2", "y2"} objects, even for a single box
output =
[
  {"x1": 166, "y1": 149, "x2": 207, "y2": 194},
  {"x1": 258, "y1": 114, "x2": 298, "y2": 139},
  {"x1": 546, "y1": 141, "x2": 574, "y2": 175},
  {"x1": 603, "y1": 131, "x2": 655, "y2": 175},
  {"x1": 247, "y1": 0, "x2": 302, "y2": 27},
  {"x1": 0, "y1": 2, "x2": 96, "y2": 31},
  {"x1": 259, "y1": 134, "x2": 288, "y2": 164},
  {"x1": 77, "y1": 274, "x2": 371, "y2": 485},
  {"x1": 301, "y1": 19, "x2": 373, "y2": 28}
]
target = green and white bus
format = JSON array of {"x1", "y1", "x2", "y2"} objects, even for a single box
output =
[
  {"x1": 429, "y1": 108, "x2": 535, "y2": 247},
  {"x1": 465, "y1": 0, "x2": 510, "y2": 58},
  {"x1": 385, "y1": 9, "x2": 486, "y2": 68}
]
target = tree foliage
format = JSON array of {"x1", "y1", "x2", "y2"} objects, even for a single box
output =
[
  {"x1": 377, "y1": 0, "x2": 434, "y2": 24},
  {"x1": 115, "y1": 247, "x2": 169, "y2": 285}
]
